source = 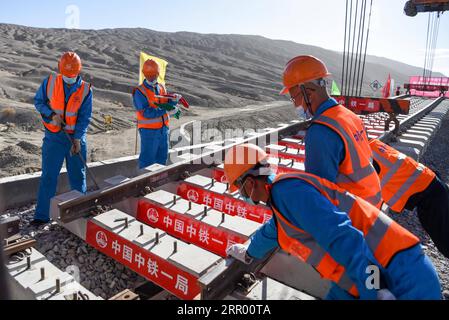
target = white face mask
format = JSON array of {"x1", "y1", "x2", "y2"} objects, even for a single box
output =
[
  {"x1": 147, "y1": 79, "x2": 158, "y2": 86},
  {"x1": 63, "y1": 76, "x2": 77, "y2": 85},
  {"x1": 296, "y1": 106, "x2": 313, "y2": 120},
  {"x1": 239, "y1": 178, "x2": 256, "y2": 205}
]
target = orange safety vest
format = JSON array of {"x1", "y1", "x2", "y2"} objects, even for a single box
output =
[
  {"x1": 312, "y1": 105, "x2": 382, "y2": 207},
  {"x1": 45, "y1": 74, "x2": 91, "y2": 134},
  {"x1": 133, "y1": 83, "x2": 171, "y2": 130},
  {"x1": 271, "y1": 172, "x2": 420, "y2": 298},
  {"x1": 369, "y1": 139, "x2": 436, "y2": 213}
]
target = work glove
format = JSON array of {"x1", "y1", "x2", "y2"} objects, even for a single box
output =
[
  {"x1": 155, "y1": 103, "x2": 177, "y2": 112},
  {"x1": 377, "y1": 289, "x2": 396, "y2": 300},
  {"x1": 226, "y1": 244, "x2": 253, "y2": 265},
  {"x1": 70, "y1": 139, "x2": 81, "y2": 155},
  {"x1": 173, "y1": 109, "x2": 181, "y2": 120},
  {"x1": 51, "y1": 114, "x2": 63, "y2": 128}
]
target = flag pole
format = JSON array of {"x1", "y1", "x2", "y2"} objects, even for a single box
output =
[{"x1": 135, "y1": 53, "x2": 142, "y2": 155}]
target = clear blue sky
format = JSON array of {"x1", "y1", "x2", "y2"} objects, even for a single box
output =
[{"x1": 1, "y1": 0, "x2": 448, "y2": 75}]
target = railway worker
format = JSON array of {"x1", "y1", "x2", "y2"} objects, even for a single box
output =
[
  {"x1": 279, "y1": 56, "x2": 382, "y2": 208},
  {"x1": 370, "y1": 139, "x2": 449, "y2": 258},
  {"x1": 225, "y1": 144, "x2": 442, "y2": 300},
  {"x1": 132, "y1": 59, "x2": 181, "y2": 169},
  {"x1": 33, "y1": 52, "x2": 93, "y2": 226}
]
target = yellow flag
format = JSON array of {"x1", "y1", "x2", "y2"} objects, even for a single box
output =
[{"x1": 139, "y1": 51, "x2": 168, "y2": 85}]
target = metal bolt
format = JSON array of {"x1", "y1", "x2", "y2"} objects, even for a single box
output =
[
  {"x1": 173, "y1": 195, "x2": 177, "y2": 205},
  {"x1": 155, "y1": 232, "x2": 160, "y2": 244},
  {"x1": 290, "y1": 159, "x2": 295, "y2": 167},
  {"x1": 211, "y1": 178, "x2": 215, "y2": 187},
  {"x1": 173, "y1": 241, "x2": 178, "y2": 254},
  {"x1": 203, "y1": 206, "x2": 208, "y2": 217},
  {"x1": 114, "y1": 218, "x2": 128, "y2": 229},
  {"x1": 73, "y1": 292, "x2": 78, "y2": 301},
  {"x1": 40, "y1": 267, "x2": 45, "y2": 281},
  {"x1": 55, "y1": 278, "x2": 61, "y2": 293},
  {"x1": 26, "y1": 256, "x2": 31, "y2": 270},
  {"x1": 226, "y1": 183, "x2": 230, "y2": 191},
  {"x1": 139, "y1": 225, "x2": 144, "y2": 237},
  {"x1": 221, "y1": 213, "x2": 226, "y2": 224},
  {"x1": 188, "y1": 201, "x2": 192, "y2": 211},
  {"x1": 278, "y1": 157, "x2": 281, "y2": 165}
]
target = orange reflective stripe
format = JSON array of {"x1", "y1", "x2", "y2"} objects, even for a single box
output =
[
  {"x1": 134, "y1": 83, "x2": 170, "y2": 130},
  {"x1": 47, "y1": 74, "x2": 57, "y2": 99},
  {"x1": 387, "y1": 165, "x2": 425, "y2": 208},
  {"x1": 316, "y1": 115, "x2": 375, "y2": 180},
  {"x1": 43, "y1": 74, "x2": 87, "y2": 134},
  {"x1": 369, "y1": 139, "x2": 435, "y2": 212},
  {"x1": 312, "y1": 106, "x2": 382, "y2": 207},
  {"x1": 271, "y1": 172, "x2": 419, "y2": 296}
]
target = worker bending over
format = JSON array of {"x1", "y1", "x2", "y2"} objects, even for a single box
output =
[
  {"x1": 33, "y1": 52, "x2": 92, "y2": 226},
  {"x1": 370, "y1": 139, "x2": 449, "y2": 258},
  {"x1": 132, "y1": 59, "x2": 180, "y2": 169},
  {"x1": 280, "y1": 56, "x2": 382, "y2": 207},
  {"x1": 225, "y1": 144, "x2": 441, "y2": 300}
]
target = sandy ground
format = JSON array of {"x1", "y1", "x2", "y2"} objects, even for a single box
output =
[{"x1": 0, "y1": 101, "x2": 295, "y2": 177}]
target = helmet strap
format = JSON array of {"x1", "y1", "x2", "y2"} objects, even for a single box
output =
[{"x1": 300, "y1": 85, "x2": 313, "y2": 115}]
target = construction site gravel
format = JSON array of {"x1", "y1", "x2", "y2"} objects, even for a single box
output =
[{"x1": 1, "y1": 108, "x2": 448, "y2": 300}]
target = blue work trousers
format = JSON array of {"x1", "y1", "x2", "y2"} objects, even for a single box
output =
[
  {"x1": 34, "y1": 131, "x2": 87, "y2": 222},
  {"x1": 325, "y1": 244, "x2": 442, "y2": 300},
  {"x1": 139, "y1": 127, "x2": 169, "y2": 169}
]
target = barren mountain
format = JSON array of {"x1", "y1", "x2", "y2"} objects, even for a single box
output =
[{"x1": 0, "y1": 23, "x2": 442, "y2": 177}]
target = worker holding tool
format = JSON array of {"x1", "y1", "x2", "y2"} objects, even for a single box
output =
[
  {"x1": 225, "y1": 144, "x2": 442, "y2": 300},
  {"x1": 32, "y1": 52, "x2": 93, "y2": 226},
  {"x1": 280, "y1": 56, "x2": 382, "y2": 208},
  {"x1": 370, "y1": 139, "x2": 449, "y2": 258},
  {"x1": 132, "y1": 59, "x2": 181, "y2": 169}
]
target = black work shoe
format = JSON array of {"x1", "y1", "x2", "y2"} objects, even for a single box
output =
[{"x1": 30, "y1": 219, "x2": 49, "y2": 227}]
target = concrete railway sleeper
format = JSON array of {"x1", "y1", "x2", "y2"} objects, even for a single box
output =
[{"x1": 2, "y1": 96, "x2": 448, "y2": 300}]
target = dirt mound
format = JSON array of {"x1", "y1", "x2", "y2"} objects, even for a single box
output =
[
  {"x1": 0, "y1": 105, "x2": 41, "y2": 131},
  {"x1": 0, "y1": 142, "x2": 41, "y2": 178}
]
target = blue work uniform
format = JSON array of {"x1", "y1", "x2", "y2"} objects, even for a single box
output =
[
  {"x1": 133, "y1": 80, "x2": 177, "y2": 169},
  {"x1": 305, "y1": 98, "x2": 346, "y2": 182},
  {"x1": 247, "y1": 175, "x2": 441, "y2": 300},
  {"x1": 34, "y1": 75, "x2": 93, "y2": 222}
]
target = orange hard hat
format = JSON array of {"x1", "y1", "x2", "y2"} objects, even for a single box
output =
[
  {"x1": 224, "y1": 144, "x2": 269, "y2": 193},
  {"x1": 59, "y1": 52, "x2": 82, "y2": 78},
  {"x1": 280, "y1": 55, "x2": 331, "y2": 95},
  {"x1": 143, "y1": 59, "x2": 160, "y2": 80}
]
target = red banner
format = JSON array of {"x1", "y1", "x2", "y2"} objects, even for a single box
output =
[
  {"x1": 86, "y1": 221, "x2": 201, "y2": 300},
  {"x1": 177, "y1": 182, "x2": 272, "y2": 224},
  {"x1": 266, "y1": 148, "x2": 305, "y2": 163},
  {"x1": 408, "y1": 76, "x2": 449, "y2": 98},
  {"x1": 278, "y1": 140, "x2": 305, "y2": 150},
  {"x1": 137, "y1": 199, "x2": 247, "y2": 257},
  {"x1": 334, "y1": 96, "x2": 381, "y2": 113}
]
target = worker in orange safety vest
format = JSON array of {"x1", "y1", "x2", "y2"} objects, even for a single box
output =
[
  {"x1": 279, "y1": 56, "x2": 382, "y2": 208},
  {"x1": 225, "y1": 144, "x2": 442, "y2": 300},
  {"x1": 132, "y1": 59, "x2": 181, "y2": 169},
  {"x1": 370, "y1": 139, "x2": 449, "y2": 258},
  {"x1": 33, "y1": 52, "x2": 92, "y2": 226}
]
